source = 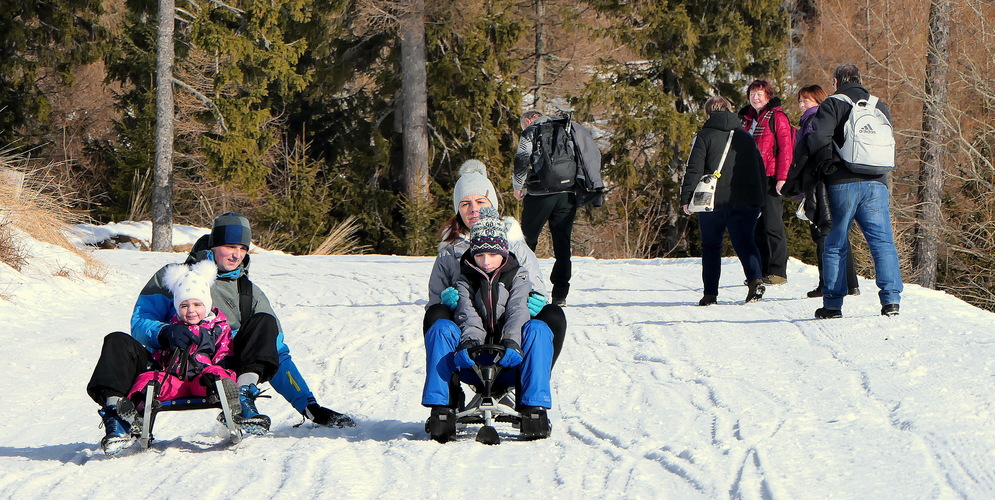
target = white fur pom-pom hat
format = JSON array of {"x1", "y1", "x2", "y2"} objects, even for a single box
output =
[{"x1": 162, "y1": 259, "x2": 218, "y2": 314}]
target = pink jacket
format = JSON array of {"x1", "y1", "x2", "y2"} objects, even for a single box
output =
[
  {"x1": 128, "y1": 308, "x2": 236, "y2": 402},
  {"x1": 740, "y1": 98, "x2": 794, "y2": 181},
  {"x1": 151, "y1": 309, "x2": 234, "y2": 376}
]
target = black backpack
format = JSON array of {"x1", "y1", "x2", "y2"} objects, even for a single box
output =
[{"x1": 531, "y1": 116, "x2": 579, "y2": 192}]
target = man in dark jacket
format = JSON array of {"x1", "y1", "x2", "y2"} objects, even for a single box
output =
[
  {"x1": 805, "y1": 63, "x2": 903, "y2": 319},
  {"x1": 681, "y1": 96, "x2": 768, "y2": 305}
]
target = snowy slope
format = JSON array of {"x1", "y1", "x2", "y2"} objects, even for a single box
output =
[{"x1": 0, "y1": 223, "x2": 993, "y2": 499}]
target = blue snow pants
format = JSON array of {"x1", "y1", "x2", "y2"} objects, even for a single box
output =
[{"x1": 421, "y1": 319, "x2": 553, "y2": 408}]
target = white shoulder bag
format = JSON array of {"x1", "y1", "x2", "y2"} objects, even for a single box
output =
[{"x1": 688, "y1": 130, "x2": 735, "y2": 213}]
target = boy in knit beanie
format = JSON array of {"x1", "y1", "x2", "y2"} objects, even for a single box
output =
[
  {"x1": 467, "y1": 206, "x2": 511, "y2": 274},
  {"x1": 436, "y1": 206, "x2": 553, "y2": 440}
]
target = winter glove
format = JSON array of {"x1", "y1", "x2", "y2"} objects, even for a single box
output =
[
  {"x1": 498, "y1": 339, "x2": 524, "y2": 368},
  {"x1": 158, "y1": 324, "x2": 197, "y2": 350},
  {"x1": 453, "y1": 340, "x2": 480, "y2": 370},
  {"x1": 305, "y1": 403, "x2": 357, "y2": 428},
  {"x1": 527, "y1": 292, "x2": 546, "y2": 317},
  {"x1": 453, "y1": 349, "x2": 475, "y2": 370},
  {"x1": 440, "y1": 286, "x2": 459, "y2": 311}
]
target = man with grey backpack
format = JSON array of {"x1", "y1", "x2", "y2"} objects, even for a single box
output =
[{"x1": 805, "y1": 63, "x2": 903, "y2": 319}]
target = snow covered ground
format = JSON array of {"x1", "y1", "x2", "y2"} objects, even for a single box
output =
[{"x1": 1, "y1": 221, "x2": 993, "y2": 499}]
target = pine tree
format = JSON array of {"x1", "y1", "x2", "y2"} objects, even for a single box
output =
[
  {"x1": 288, "y1": 0, "x2": 526, "y2": 254},
  {"x1": 0, "y1": 1, "x2": 108, "y2": 142}
]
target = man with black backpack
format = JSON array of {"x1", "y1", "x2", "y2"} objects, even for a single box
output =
[
  {"x1": 513, "y1": 110, "x2": 603, "y2": 306},
  {"x1": 805, "y1": 63, "x2": 903, "y2": 319}
]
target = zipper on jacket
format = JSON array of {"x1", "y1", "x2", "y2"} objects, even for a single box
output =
[{"x1": 468, "y1": 259, "x2": 509, "y2": 340}]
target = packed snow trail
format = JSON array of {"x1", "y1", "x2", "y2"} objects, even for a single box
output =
[{"x1": 0, "y1": 242, "x2": 993, "y2": 498}]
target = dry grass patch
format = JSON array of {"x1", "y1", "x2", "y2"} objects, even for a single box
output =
[{"x1": 0, "y1": 153, "x2": 106, "y2": 281}]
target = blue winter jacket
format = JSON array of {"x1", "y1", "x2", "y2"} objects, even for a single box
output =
[{"x1": 130, "y1": 238, "x2": 316, "y2": 413}]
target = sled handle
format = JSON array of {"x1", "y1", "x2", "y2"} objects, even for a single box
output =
[{"x1": 467, "y1": 344, "x2": 506, "y2": 365}]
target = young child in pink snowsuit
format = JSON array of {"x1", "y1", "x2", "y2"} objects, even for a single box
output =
[{"x1": 127, "y1": 260, "x2": 236, "y2": 402}]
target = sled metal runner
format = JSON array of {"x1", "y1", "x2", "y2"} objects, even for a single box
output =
[{"x1": 138, "y1": 378, "x2": 242, "y2": 450}]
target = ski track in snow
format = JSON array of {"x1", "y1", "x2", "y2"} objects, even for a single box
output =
[{"x1": 1, "y1": 249, "x2": 994, "y2": 499}]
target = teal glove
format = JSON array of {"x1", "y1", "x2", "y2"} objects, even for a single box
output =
[
  {"x1": 440, "y1": 286, "x2": 458, "y2": 311},
  {"x1": 527, "y1": 292, "x2": 546, "y2": 317}
]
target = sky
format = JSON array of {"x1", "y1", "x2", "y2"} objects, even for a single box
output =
[{"x1": 0, "y1": 221, "x2": 993, "y2": 499}]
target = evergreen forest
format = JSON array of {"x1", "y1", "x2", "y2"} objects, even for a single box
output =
[{"x1": 2, "y1": 0, "x2": 994, "y2": 311}]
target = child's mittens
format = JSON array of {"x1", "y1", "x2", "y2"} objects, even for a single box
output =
[
  {"x1": 527, "y1": 292, "x2": 546, "y2": 317},
  {"x1": 441, "y1": 286, "x2": 459, "y2": 311}
]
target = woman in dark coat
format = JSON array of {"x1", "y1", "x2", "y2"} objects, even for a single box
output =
[
  {"x1": 783, "y1": 85, "x2": 860, "y2": 298},
  {"x1": 681, "y1": 96, "x2": 768, "y2": 306}
]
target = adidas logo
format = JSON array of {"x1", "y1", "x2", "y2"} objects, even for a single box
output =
[{"x1": 859, "y1": 124, "x2": 876, "y2": 134}]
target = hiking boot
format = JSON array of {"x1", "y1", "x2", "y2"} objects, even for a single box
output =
[
  {"x1": 98, "y1": 399, "x2": 136, "y2": 456},
  {"x1": 881, "y1": 304, "x2": 900, "y2": 317},
  {"x1": 425, "y1": 406, "x2": 457, "y2": 443},
  {"x1": 765, "y1": 275, "x2": 788, "y2": 285},
  {"x1": 698, "y1": 295, "x2": 717, "y2": 306},
  {"x1": 519, "y1": 406, "x2": 551, "y2": 440},
  {"x1": 807, "y1": 287, "x2": 823, "y2": 298},
  {"x1": 815, "y1": 308, "x2": 843, "y2": 319},
  {"x1": 234, "y1": 384, "x2": 271, "y2": 435},
  {"x1": 849, "y1": 287, "x2": 861, "y2": 296},
  {"x1": 745, "y1": 279, "x2": 765, "y2": 303}
]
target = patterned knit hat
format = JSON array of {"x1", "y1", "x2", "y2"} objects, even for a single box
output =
[
  {"x1": 469, "y1": 206, "x2": 509, "y2": 258},
  {"x1": 209, "y1": 212, "x2": 252, "y2": 248},
  {"x1": 162, "y1": 260, "x2": 217, "y2": 314},
  {"x1": 453, "y1": 160, "x2": 499, "y2": 213}
]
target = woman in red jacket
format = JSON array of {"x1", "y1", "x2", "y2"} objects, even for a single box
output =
[{"x1": 739, "y1": 79, "x2": 793, "y2": 284}]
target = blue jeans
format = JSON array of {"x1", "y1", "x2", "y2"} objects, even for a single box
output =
[
  {"x1": 823, "y1": 181, "x2": 903, "y2": 309},
  {"x1": 421, "y1": 319, "x2": 553, "y2": 408},
  {"x1": 697, "y1": 205, "x2": 763, "y2": 296}
]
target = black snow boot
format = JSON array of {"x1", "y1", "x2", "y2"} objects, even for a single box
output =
[{"x1": 519, "y1": 406, "x2": 551, "y2": 440}]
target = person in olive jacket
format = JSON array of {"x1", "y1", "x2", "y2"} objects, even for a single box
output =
[{"x1": 681, "y1": 96, "x2": 768, "y2": 306}]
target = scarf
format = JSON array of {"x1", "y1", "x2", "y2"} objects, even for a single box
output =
[{"x1": 748, "y1": 108, "x2": 774, "y2": 138}]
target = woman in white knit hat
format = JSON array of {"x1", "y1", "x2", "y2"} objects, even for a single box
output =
[{"x1": 419, "y1": 160, "x2": 564, "y2": 437}]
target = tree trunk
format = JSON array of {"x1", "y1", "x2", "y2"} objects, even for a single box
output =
[
  {"x1": 533, "y1": 0, "x2": 546, "y2": 110},
  {"x1": 913, "y1": 0, "x2": 952, "y2": 288},
  {"x1": 151, "y1": 0, "x2": 175, "y2": 252},
  {"x1": 399, "y1": 0, "x2": 429, "y2": 202}
]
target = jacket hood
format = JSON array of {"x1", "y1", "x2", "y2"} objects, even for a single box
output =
[
  {"x1": 836, "y1": 82, "x2": 870, "y2": 101},
  {"x1": 703, "y1": 111, "x2": 743, "y2": 132}
]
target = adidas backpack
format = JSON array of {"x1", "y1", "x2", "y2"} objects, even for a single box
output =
[{"x1": 830, "y1": 94, "x2": 895, "y2": 174}]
